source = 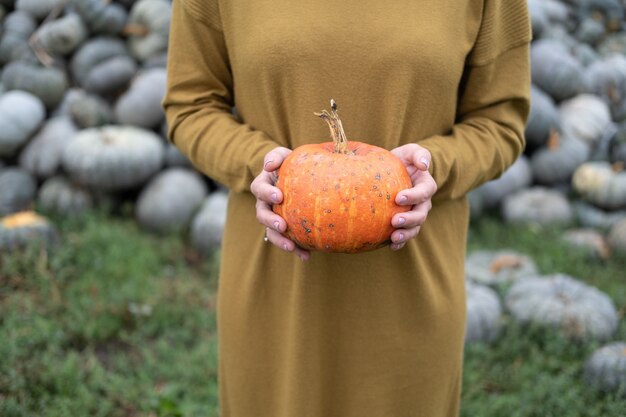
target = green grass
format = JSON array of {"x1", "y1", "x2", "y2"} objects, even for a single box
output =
[
  {"x1": 1, "y1": 211, "x2": 625, "y2": 416},
  {"x1": 463, "y1": 216, "x2": 626, "y2": 417},
  {"x1": 0, "y1": 210, "x2": 220, "y2": 417}
]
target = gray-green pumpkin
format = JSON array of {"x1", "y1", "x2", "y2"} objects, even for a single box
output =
[
  {"x1": 528, "y1": 0, "x2": 549, "y2": 39},
  {"x1": 559, "y1": 94, "x2": 613, "y2": 147},
  {"x1": 525, "y1": 85, "x2": 561, "y2": 150},
  {"x1": 611, "y1": 123, "x2": 626, "y2": 163},
  {"x1": 126, "y1": 0, "x2": 171, "y2": 62},
  {"x1": 70, "y1": 37, "x2": 134, "y2": 93},
  {"x1": 531, "y1": 39, "x2": 589, "y2": 102},
  {"x1": 0, "y1": 211, "x2": 57, "y2": 252},
  {"x1": 56, "y1": 89, "x2": 114, "y2": 128},
  {"x1": 598, "y1": 32, "x2": 626, "y2": 57},
  {"x1": 85, "y1": 55, "x2": 138, "y2": 96},
  {"x1": 465, "y1": 250, "x2": 537, "y2": 287},
  {"x1": 62, "y1": 125, "x2": 164, "y2": 191},
  {"x1": 577, "y1": 0, "x2": 624, "y2": 32},
  {"x1": 70, "y1": 0, "x2": 128, "y2": 35},
  {"x1": 506, "y1": 273, "x2": 619, "y2": 341},
  {"x1": 574, "y1": 200, "x2": 626, "y2": 230},
  {"x1": 576, "y1": 17, "x2": 606, "y2": 46},
  {"x1": 0, "y1": 10, "x2": 37, "y2": 64},
  {"x1": 135, "y1": 168, "x2": 208, "y2": 234},
  {"x1": 33, "y1": 12, "x2": 88, "y2": 57},
  {"x1": 0, "y1": 90, "x2": 46, "y2": 157},
  {"x1": 572, "y1": 161, "x2": 626, "y2": 210},
  {"x1": 19, "y1": 117, "x2": 78, "y2": 180},
  {"x1": 114, "y1": 68, "x2": 166, "y2": 128},
  {"x1": 501, "y1": 187, "x2": 573, "y2": 226},
  {"x1": 607, "y1": 217, "x2": 626, "y2": 253},
  {"x1": 38, "y1": 176, "x2": 93, "y2": 216},
  {"x1": 15, "y1": 0, "x2": 67, "y2": 20},
  {"x1": 164, "y1": 144, "x2": 192, "y2": 168},
  {"x1": 1, "y1": 61, "x2": 69, "y2": 108},
  {"x1": 530, "y1": 132, "x2": 590, "y2": 186},
  {"x1": 584, "y1": 342, "x2": 626, "y2": 394},
  {"x1": 190, "y1": 191, "x2": 229, "y2": 255},
  {"x1": 586, "y1": 54, "x2": 626, "y2": 122},
  {"x1": 562, "y1": 228, "x2": 611, "y2": 260},
  {"x1": 0, "y1": 167, "x2": 37, "y2": 216},
  {"x1": 478, "y1": 155, "x2": 532, "y2": 208},
  {"x1": 465, "y1": 281, "x2": 503, "y2": 344}
]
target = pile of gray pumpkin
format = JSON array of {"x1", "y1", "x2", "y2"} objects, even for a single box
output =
[
  {"x1": 470, "y1": 0, "x2": 626, "y2": 257},
  {"x1": 0, "y1": 0, "x2": 226, "y2": 255},
  {"x1": 1, "y1": 0, "x2": 626, "y2": 254},
  {"x1": 464, "y1": 249, "x2": 625, "y2": 396}
]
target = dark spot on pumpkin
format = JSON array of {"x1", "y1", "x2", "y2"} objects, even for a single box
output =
[
  {"x1": 329, "y1": 223, "x2": 334, "y2": 228},
  {"x1": 352, "y1": 196, "x2": 357, "y2": 201},
  {"x1": 325, "y1": 209, "x2": 332, "y2": 214},
  {"x1": 354, "y1": 186, "x2": 359, "y2": 191},
  {"x1": 386, "y1": 193, "x2": 391, "y2": 200},
  {"x1": 372, "y1": 185, "x2": 378, "y2": 190},
  {"x1": 378, "y1": 192, "x2": 383, "y2": 197},
  {"x1": 375, "y1": 173, "x2": 381, "y2": 180}
]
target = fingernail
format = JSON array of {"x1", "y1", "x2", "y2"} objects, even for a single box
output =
[
  {"x1": 400, "y1": 195, "x2": 408, "y2": 203},
  {"x1": 274, "y1": 221, "x2": 280, "y2": 231},
  {"x1": 398, "y1": 233, "x2": 405, "y2": 242},
  {"x1": 271, "y1": 193, "x2": 278, "y2": 202},
  {"x1": 283, "y1": 243, "x2": 289, "y2": 251},
  {"x1": 420, "y1": 157, "x2": 429, "y2": 169},
  {"x1": 397, "y1": 217, "x2": 406, "y2": 226},
  {"x1": 264, "y1": 159, "x2": 274, "y2": 169}
]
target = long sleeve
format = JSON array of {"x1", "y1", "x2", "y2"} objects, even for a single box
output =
[
  {"x1": 420, "y1": 0, "x2": 532, "y2": 202},
  {"x1": 162, "y1": 0, "x2": 278, "y2": 192}
]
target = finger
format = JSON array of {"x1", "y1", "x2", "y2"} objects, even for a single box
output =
[
  {"x1": 390, "y1": 224, "x2": 422, "y2": 246},
  {"x1": 256, "y1": 199, "x2": 287, "y2": 232},
  {"x1": 392, "y1": 200, "x2": 432, "y2": 229},
  {"x1": 411, "y1": 147, "x2": 432, "y2": 172},
  {"x1": 263, "y1": 147, "x2": 292, "y2": 172},
  {"x1": 251, "y1": 171, "x2": 283, "y2": 203},
  {"x1": 395, "y1": 175, "x2": 437, "y2": 206},
  {"x1": 266, "y1": 228, "x2": 311, "y2": 261},
  {"x1": 390, "y1": 241, "x2": 407, "y2": 251}
]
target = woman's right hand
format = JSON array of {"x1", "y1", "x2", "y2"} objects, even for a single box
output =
[{"x1": 251, "y1": 147, "x2": 311, "y2": 261}]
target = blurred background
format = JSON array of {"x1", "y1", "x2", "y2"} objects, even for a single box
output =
[{"x1": 0, "y1": 0, "x2": 625, "y2": 416}]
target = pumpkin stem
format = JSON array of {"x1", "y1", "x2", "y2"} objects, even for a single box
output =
[
  {"x1": 122, "y1": 23, "x2": 150, "y2": 37},
  {"x1": 547, "y1": 129, "x2": 561, "y2": 151},
  {"x1": 314, "y1": 99, "x2": 349, "y2": 154}
]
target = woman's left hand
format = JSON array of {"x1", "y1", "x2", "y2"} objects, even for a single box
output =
[{"x1": 389, "y1": 143, "x2": 438, "y2": 251}]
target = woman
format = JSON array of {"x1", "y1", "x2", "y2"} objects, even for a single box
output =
[{"x1": 162, "y1": 0, "x2": 531, "y2": 416}]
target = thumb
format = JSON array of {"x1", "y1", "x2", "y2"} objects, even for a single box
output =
[{"x1": 264, "y1": 147, "x2": 292, "y2": 172}]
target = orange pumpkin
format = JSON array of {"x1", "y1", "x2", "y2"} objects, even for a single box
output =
[{"x1": 273, "y1": 100, "x2": 412, "y2": 253}]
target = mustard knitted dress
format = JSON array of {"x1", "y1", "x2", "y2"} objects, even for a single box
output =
[{"x1": 163, "y1": 1, "x2": 531, "y2": 416}]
